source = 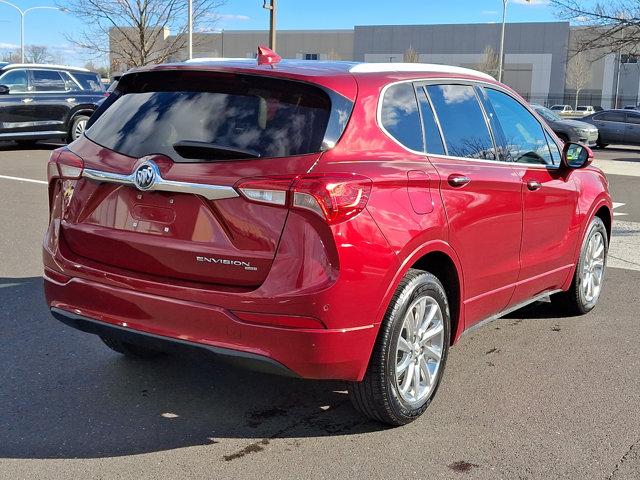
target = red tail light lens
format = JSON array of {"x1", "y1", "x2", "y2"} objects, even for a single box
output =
[
  {"x1": 292, "y1": 174, "x2": 372, "y2": 224},
  {"x1": 236, "y1": 174, "x2": 372, "y2": 224},
  {"x1": 47, "y1": 148, "x2": 84, "y2": 182}
]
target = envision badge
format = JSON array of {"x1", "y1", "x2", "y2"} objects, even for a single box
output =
[
  {"x1": 133, "y1": 161, "x2": 159, "y2": 191},
  {"x1": 196, "y1": 256, "x2": 258, "y2": 271}
]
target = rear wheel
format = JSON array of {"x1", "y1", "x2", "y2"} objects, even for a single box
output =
[
  {"x1": 69, "y1": 115, "x2": 90, "y2": 142},
  {"x1": 553, "y1": 217, "x2": 608, "y2": 315},
  {"x1": 100, "y1": 336, "x2": 163, "y2": 359},
  {"x1": 349, "y1": 269, "x2": 450, "y2": 426}
]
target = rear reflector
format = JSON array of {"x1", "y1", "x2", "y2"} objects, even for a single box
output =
[{"x1": 233, "y1": 311, "x2": 326, "y2": 329}]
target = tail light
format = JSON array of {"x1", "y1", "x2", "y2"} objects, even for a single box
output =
[
  {"x1": 235, "y1": 174, "x2": 372, "y2": 225},
  {"x1": 47, "y1": 148, "x2": 84, "y2": 182}
]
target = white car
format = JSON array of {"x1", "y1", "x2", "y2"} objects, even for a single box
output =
[
  {"x1": 576, "y1": 106, "x2": 596, "y2": 116},
  {"x1": 550, "y1": 104, "x2": 574, "y2": 114}
]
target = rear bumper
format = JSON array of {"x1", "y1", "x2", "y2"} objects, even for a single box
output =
[{"x1": 44, "y1": 274, "x2": 378, "y2": 381}]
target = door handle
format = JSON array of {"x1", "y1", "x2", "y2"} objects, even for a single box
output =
[
  {"x1": 527, "y1": 180, "x2": 542, "y2": 191},
  {"x1": 448, "y1": 174, "x2": 471, "y2": 187},
  {"x1": 22, "y1": 98, "x2": 33, "y2": 104}
]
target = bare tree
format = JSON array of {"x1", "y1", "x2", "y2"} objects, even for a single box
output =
[
  {"x1": 550, "y1": 1, "x2": 640, "y2": 56},
  {"x1": 403, "y1": 46, "x2": 419, "y2": 63},
  {"x1": 566, "y1": 52, "x2": 592, "y2": 109},
  {"x1": 476, "y1": 45, "x2": 500, "y2": 78},
  {"x1": 1, "y1": 46, "x2": 60, "y2": 63},
  {"x1": 56, "y1": 0, "x2": 226, "y2": 70},
  {"x1": 25, "y1": 45, "x2": 60, "y2": 64}
]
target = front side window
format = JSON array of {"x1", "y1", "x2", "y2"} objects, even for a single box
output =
[
  {"x1": 32, "y1": 70, "x2": 67, "y2": 92},
  {"x1": 427, "y1": 84, "x2": 495, "y2": 160},
  {"x1": 484, "y1": 88, "x2": 555, "y2": 166},
  {"x1": 380, "y1": 83, "x2": 424, "y2": 152},
  {"x1": 0, "y1": 69, "x2": 28, "y2": 93},
  {"x1": 626, "y1": 113, "x2": 640, "y2": 124}
]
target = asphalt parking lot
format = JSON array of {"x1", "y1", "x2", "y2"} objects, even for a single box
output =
[{"x1": 1, "y1": 142, "x2": 639, "y2": 479}]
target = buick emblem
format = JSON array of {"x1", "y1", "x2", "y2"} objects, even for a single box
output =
[{"x1": 133, "y1": 161, "x2": 158, "y2": 191}]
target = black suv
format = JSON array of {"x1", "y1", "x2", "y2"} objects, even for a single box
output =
[{"x1": 0, "y1": 63, "x2": 105, "y2": 145}]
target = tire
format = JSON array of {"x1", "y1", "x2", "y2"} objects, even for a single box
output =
[
  {"x1": 552, "y1": 217, "x2": 608, "y2": 315},
  {"x1": 349, "y1": 269, "x2": 451, "y2": 426},
  {"x1": 68, "y1": 115, "x2": 90, "y2": 142},
  {"x1": 100, "y1": 336, "x2": 163, "y2": 359},
  {"x1": 596, "y1": 142, "x2": 608, "y2": 149}
]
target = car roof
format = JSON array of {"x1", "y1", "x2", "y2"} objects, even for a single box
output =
[
  {"x1": 0, "y1": 63, "x2": 91, "y2": 73},
  {"x1": 140, "y1": 59, "x2": 495, "y2": 81}
]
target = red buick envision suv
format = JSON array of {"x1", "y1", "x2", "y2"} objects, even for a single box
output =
[{"x1": 43, "y1": 56, "x2": 612, "y2": 425}]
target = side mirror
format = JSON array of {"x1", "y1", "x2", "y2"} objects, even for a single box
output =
[
  {"x1": 562, "y1": 142, "x2": 593, "y2": 169},
  {"x1": 0, "y1": 85, "x2": 9, "y2": 95}
]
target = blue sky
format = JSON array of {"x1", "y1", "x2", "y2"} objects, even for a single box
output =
[{"x1": 0, "y1": 0, "x2": 558, "y2": 66}]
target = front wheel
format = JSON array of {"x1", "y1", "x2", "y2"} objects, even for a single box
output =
[
  {"x1": 553, "y1": 217, "x2": 608, "y2": 315},
  {"x1": 349, "y1": 269, "x2": 450, "y2": 426}
]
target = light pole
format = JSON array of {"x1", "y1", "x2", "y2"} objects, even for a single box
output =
[
  {"x1": 188, "y1": 0, "x2": 193, "y2": 59},
  {"x1": 498, "y1": 0, "x2": 531, "y2": 83},
  {"x1": 263, "y1": 0, "x2": 276, "y2": 51},
  {"x1": 0, "y1": 1, "x2": 62, "y2": 63}
]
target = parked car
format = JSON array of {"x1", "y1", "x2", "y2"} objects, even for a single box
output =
[
  {"x1": 576, "y1": 105, "x2": 596, "y2": 116},
  {"x1": 581, "y1": 109, "x2": 640, "y2": 148},
  {"x1": 0, "y1": 63, "x2": 105, "y2": 145},
  {"x1": 531, "y1": 104, "x2": 599, "y2": 146},
  {"x1": 43, "y1": 56, "x2": 612, "y2": 426},
  {"x1": 550, "y1": 104, "x2": 574, "y2": 114}
]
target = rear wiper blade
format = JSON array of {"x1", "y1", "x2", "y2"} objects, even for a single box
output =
[{"x1": 172, "y1": 140, "x2": 261, "y2": 161}]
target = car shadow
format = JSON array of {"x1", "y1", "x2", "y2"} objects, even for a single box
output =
[
  {"x1": 0, "y1": 277, "x2": 382, "y2": 460},
  {"x1": 0, "y1": 141, "x2": 64, "y2": 151}
]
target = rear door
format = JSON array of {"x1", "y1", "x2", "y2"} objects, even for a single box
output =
[
  {"x1": 423, "y1": 83, "x2": 523, "y2": 326},
  {"x1": 28, "y1": 69, "x2": 72, "y2": 133},
  {"x1": 478, "y1": 87, "x2": 579, "y2": 305},
  {"x1": 61, "y1": 70, "x2": 352, "y2": 288},
  {"x1": 623, "y1": 112, "x2": 640, "y2": 145},
  {"x1": 591, "y1": 111, "x2": 626, "y2": 144}
]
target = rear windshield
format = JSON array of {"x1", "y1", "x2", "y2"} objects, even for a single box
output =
[
  {"x1": 86, "y1": 71, "x2": 334, "y2": 160},
  {"x1": 71, "y1": 72, "x2": 104, "y2": 92}
]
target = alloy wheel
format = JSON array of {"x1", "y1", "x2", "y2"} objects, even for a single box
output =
[
  {"x1": 581, "y1": 231, "x2": 605, "y2": 303},
  {"x1": 394, "y1": 295, "x2": 445, "y2": 406},
  {"x1": 73, "y1": 119, "x2": 87, "y2": 140}
]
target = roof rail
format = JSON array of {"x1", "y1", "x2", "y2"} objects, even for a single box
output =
[
  {"x1": 1, "y1": 63, "x2": 91, "y2": 72},
  {"x1": 349, "y1": 63, "x2": 495, "y2": 80}
]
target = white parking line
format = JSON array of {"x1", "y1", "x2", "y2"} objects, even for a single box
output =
[{"x1": 0, "y1": 174, "x2": 47, "y2": 185}]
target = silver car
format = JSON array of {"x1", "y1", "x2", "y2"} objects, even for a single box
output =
[{"x1": 532, "y1": 105, "x2": 599, "y2": 146}]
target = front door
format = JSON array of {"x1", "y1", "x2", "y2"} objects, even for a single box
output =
[
  {"x1": 424, "y1": 83, "x2": 523, "y2": 326},
  {"x1": 478, "y1": 87, "x2": 580, "y2": 306},
  {"x1": 0, "y1": 68, "x2": 35, "y2": 137}
]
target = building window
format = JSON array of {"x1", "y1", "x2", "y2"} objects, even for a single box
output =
[{"x1": 303, "y1": 53, "x2": 319, "y2": 60}]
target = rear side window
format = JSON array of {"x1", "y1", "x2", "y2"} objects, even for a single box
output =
[
  {"x1": 483, "y1": 88, "x2": 555, "y2": 166},
  {"x1": 416, "y1": 87, "x2": 446, "y2": 155},
  {"x1": 86, "y1": 72, "x2": 336, "y2": 160},
  {"x1": 595, "y1": 112, "x2": 625, "y2": 122},
  {"x1": 380, "y1": 83, "x2": 424, "y2": 152},
  {"x1": 31, "y1": 70, "x2": 66, "y2": 92},
  {"x1": 427, "y1": 84, "x2": 495, "y2": 160},
  {"x1": 70, "y1": 72, "x2": 104, "y2": 92}
]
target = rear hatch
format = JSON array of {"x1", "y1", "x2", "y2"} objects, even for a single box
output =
[{"x1": 59, "y1": 69, "x2": 354, "y2": 288}]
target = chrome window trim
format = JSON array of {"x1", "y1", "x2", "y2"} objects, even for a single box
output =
[
  {"x1": 376, "y1": 77, "x2": 563, "y2": 170},
  {"x1": 82, "y1": 162, "x2": 239, "y2": 201}
]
